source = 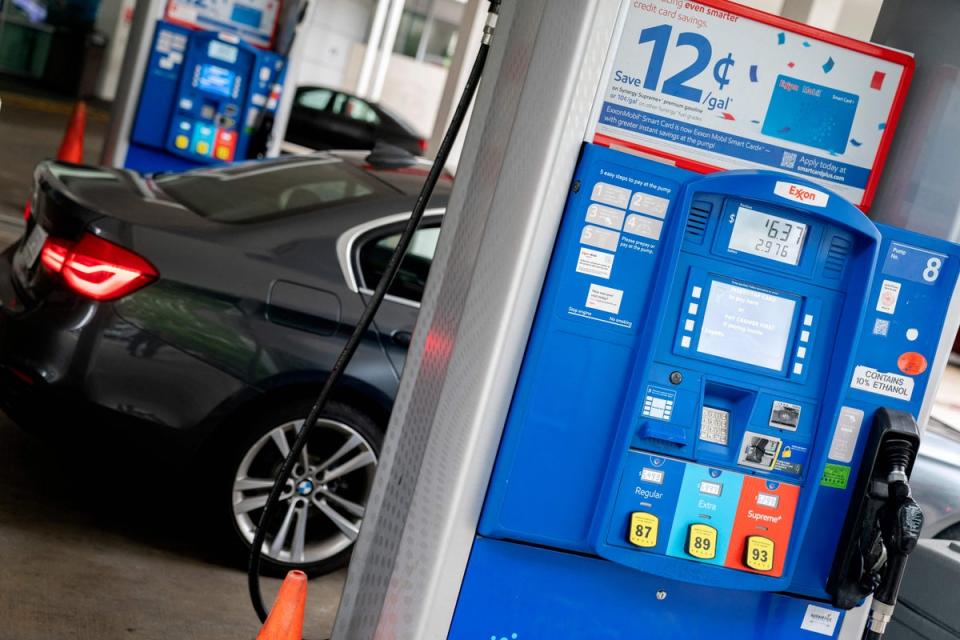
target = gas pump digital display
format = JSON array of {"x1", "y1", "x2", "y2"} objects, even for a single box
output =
[{"x1": 729, "y1": 208, "x2": 808, "y2": 265}]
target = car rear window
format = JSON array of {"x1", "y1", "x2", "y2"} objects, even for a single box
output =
[{"x1": 154, "y1": 157, "x2": 391, "y2": 223}]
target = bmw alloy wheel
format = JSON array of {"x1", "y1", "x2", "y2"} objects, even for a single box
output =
[{"x1": 231, "y1": 418, "x2": 378, "y2": 566}]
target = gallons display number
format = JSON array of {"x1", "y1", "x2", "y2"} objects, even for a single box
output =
[{"x1": 729, "y1": 207, "x2": 808, "y2": 266}]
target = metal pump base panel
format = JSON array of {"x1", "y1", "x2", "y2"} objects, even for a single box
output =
[{"x1": 448, "y1": 144, "x2": 960, "y2": 638}]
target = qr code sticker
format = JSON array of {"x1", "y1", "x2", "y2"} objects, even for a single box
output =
[
  {"x1": 873, "y1": 318, "x2": 890, "y2": 336},
  {"x1": 780, "y1": 151, "x2": 798, "y2": 169}
]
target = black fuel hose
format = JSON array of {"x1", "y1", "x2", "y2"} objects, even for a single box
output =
[{"x1": 248, "y1": 0, "x2": 501, "y2": 627}]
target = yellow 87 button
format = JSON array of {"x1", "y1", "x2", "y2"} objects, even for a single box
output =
[
  {"x1": 628, "y1": 512, "x2": 659, "y2": 548},
  {"x1": 686, "y1": 523, "x2": 718, "y2": 560}
]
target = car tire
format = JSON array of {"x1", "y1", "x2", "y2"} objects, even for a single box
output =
[{"x1": 214, "y1": 397, "x2": 382, "y2": 578}]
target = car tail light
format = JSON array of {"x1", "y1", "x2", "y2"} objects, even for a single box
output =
[
  {"x1": 418, "y1": 138, "x2": 428, "y2": 154},
  {"x1": 23, "y1": 200, "x2": 31, "y2": 221},
  {"x1": 42, "y1": 233, "x2": 157, "y2": 301},
  {"x1": 40, "y1": 237, "x2": 72, "y2": 273}
]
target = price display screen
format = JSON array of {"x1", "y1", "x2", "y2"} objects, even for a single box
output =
[
  {"x1": 729, "y1": 207, "x2": 807, "y2": 266},
  {"x1": 208, "y1": 41, "x2": 239, "y2": 64}
]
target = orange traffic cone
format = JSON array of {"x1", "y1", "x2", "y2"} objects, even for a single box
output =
[
  {"x1": 256, "y1": 570, "x2": 308, "y2": 640},
  {"x1": 56, "y1": 100, "x2": 86, "y2": 164}
]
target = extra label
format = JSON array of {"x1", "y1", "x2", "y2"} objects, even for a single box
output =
[
  {"x1": 850, "y1": 366, "x2": 914, "y2": 401},
  {"x1": 686, "y1": 523, "x2": 718, "y2": 560},
  {"x1": 629, "y1": 512, "x2": 659, "y2": 548}
]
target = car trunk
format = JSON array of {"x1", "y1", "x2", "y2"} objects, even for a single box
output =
[{"x1": 13, "y1": 162, "x2": 210, "y2": 306}]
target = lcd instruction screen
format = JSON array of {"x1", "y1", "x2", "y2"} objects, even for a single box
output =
[
  {"x1": 197, "y1": 64, "x2": 236, "y2": 98},
  {"x1": 697, "y1": 281, "x2": 797, "y2": 371},
  {"x1": 729, "y1": 207, "x2": 808, "y2": 266}
]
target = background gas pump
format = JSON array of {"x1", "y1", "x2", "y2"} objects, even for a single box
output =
[
  {"x1": 99, "y1": 0, "x2": 309, "y2": 172},
  {"x1": 324, "y1": 2, "x2": 960, "y2": 639}
]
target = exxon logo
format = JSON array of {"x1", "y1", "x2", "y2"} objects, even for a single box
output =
[{"x1": 774, "y1": 181, "x2": 829, "y2": 208}]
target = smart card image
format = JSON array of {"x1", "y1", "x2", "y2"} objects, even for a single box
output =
[{"x1": 762, "y1": 75, "x2": 859, "y2": 155}]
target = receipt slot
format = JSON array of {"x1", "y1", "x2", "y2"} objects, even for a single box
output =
[{"x1": 446, "y1": 144, "x2": 960, "y2": 637}]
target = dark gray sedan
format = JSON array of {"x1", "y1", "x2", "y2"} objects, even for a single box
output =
[
  {"x1": 914, "y1": 417, "x2": 960, "y2": 540},
  {"x1": 0, "y1": 151, "x2": 450, "y2": 577}
]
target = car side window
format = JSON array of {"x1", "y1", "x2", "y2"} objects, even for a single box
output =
[
  {"x1": 297, "y1": 89, "x2": 334, "y2": 111},
  {"x1": 332, "y1": 93, "x2": 381, "y2": 126},
  {"x1": 358, "y1": 225, "x2": 441, "y2": 303}
]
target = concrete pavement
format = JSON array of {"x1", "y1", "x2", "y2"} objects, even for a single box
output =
[
  {"x1": 0, "y1": 410, "x2": 345, "y2": 640},
  {"x1": 0, "y1": 90, "x2": 107, "y2": 221}
]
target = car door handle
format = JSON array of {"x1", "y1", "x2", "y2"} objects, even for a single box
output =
[{"x1": 391, "y1": 330, "x2": 412, "y2": 347}]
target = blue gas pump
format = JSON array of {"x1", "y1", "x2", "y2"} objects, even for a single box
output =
[
  {"x1": 114, "y1": 0, "x2": 295, "y2": 173},
  {"x1": 326, "y1": 3, "x2": 960, "y2": 639},
  {"x1": 447, "y1": 143, "x2": 959, "y2": 638}
]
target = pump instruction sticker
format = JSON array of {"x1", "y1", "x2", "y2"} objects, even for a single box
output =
[
  {"x1": 587, "y1": 0, "x2": 913, "y2": 209},
  {"x1": 876, "y1": 280, "x2": 901, "y2": 314},
  {"x1": 576, "y1": 248, "x2": 615, "y2": 279},
  {"x1": 850, "y1": 365, "x2": 914, "y2": 401},
  {"x1": 586, "y1": 284, "x2": 624, "y2": 314}
]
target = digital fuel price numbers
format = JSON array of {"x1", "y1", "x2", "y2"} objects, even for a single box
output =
[{"x1": 729, "y1": 207, "x2": 808, "y2": 266}]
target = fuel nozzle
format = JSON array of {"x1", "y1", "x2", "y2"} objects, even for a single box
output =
[{"x1": 863, "y1": 436, "x2": 924, "y2": 640}]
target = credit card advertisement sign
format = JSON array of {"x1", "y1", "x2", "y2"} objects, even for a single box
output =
[
  {"x1": 166, "y1": 0, "x2": 279, "y2": 48},
  {"x1": 588, "y1": 0, "x2": 913, "y2": 209}
]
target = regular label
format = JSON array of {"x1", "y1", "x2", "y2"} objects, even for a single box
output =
[
  {"x1": 575, "y1": 247, "x2": 614, "y2": 279},
  {"x1": 585, "y1": 283, "x2": 623, "y2": 314},
  {"x1": 850, "y1": 365, "x2": 914, "y2": 401},
  {"x1": 800, "y1": 604, "x2": 840, "y2": 636},
  {"x1": 876, "y1": 280, "x2": 901, "y2": 314}
]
